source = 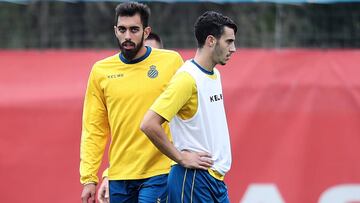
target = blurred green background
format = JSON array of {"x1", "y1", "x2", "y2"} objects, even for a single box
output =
[{"x1": 1, "y1": 1, "x2": 360, "y2": 49}]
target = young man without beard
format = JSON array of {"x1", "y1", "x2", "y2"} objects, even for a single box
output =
[
  {"x1": 80, "y1": 2, "x2": 184, "y2": 203},
  {"x1": 141, "y1": 11, "x2": 237, "y2": 202}
]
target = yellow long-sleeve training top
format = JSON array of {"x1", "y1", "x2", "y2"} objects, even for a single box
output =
[{"x1": 80, "y1": 47, "x2": 183, "y2": 184}]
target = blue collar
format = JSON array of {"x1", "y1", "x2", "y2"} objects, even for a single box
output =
[
  {"x1": 191, "y1": 59, "x2": 214, "y2": 75},
  {"x1": 119, "y1": 46, "x2": 152, "y2": 64}
]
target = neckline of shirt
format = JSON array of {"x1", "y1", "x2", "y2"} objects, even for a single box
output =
[
  {"x1": 119, "y1": 46, "x2": 152, "y2": 64},
  {"x1": 191, "y1": 59, "x2": 214, "y2": 75}
]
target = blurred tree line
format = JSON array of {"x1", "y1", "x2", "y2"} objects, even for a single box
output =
[{"x1": 0, "y1": 1, "x2": 359, "y2": 49}]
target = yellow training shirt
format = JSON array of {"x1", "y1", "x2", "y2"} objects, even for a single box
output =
[{"x1": 80, "y1": 47, "x2": 183, "y2": 184}]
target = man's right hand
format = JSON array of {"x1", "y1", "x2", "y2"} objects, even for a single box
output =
[
  {"x1": 81, "y1": 183, "x2": 96, "y2": 203},
  {"x1": 179, "y1": 150, "x2": 213, "y2": 170}
]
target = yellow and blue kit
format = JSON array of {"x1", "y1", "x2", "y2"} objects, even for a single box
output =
[
  {"x1": 150, "y1": 60, "x2": 229, "y2": 181},
  {"x1": 80, "y1": 47, "x2": 183, "y2": 185},
  {"x1": 151, "y1": 59, "x2": 231, "y2": 202}
]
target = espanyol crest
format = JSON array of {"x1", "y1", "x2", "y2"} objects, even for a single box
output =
[{"x1": 147, "y1": 65, "x2": 158, "y2": 78}]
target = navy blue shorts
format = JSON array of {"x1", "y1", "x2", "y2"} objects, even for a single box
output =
[
  {"x1": 167, "y1": 164, "x2": 229, "y2": 203},
  {"x1": 109, "y1": 174, "x2": 168, "y2": 203}
]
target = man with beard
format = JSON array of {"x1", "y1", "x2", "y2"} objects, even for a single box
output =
[
  {"x1": 141, "y1": 11, "x2": 237, "y2": 202},
  {"x1": 96, "y1": 32, "x2": 165, "y2": 203},
  {"x1": 80, "y1": 2, "x2": 183, "y2": 203}
]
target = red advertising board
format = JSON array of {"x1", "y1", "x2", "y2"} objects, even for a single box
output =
[{"x1": 0, "y1": 49, "x2": 359, "y2": 203}]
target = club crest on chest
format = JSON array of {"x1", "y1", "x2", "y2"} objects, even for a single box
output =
[{"x1": 147, "y1": 65, "x2": 158, "y2": 79}]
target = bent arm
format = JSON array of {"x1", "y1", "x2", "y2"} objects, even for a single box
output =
[
  {"x1": 140, "y1": 110, "x2": 183, "y2": 163},
  {"x1": 141, "y1": 111, "x2": 213, "y2": 170}
]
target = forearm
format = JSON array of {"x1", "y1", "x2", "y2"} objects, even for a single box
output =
[
  {"x1": 141, "y1": 111, "x2": 214, "y2": 170},
  {"x1": 141, "y1": 111, "x2": 182, "y2": 164},
  {"x1": 80, "y1": 132, "x2": 108, "y2": 184}
]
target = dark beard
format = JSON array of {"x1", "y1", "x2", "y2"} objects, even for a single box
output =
[{"x1": 118, "y1": 34, "x2": 144, "y2": 61}]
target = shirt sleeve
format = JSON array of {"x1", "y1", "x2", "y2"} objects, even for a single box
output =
[
  {"x1": 80, "y1": 66, "x2": 110, "y2": 185},
  {"x1": 169, "y1": 51, "x2": 184, "y2": 74},
  {"x1": 151, "y1": 71, "x2": 196, "y2": 121},
  {"x1": 175, "y1": 53, "x2": 184, "y2": 71}
]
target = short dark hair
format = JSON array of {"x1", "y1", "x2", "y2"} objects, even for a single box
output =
[
  {"x1": 114, "y1": 2, "x2": 151, "y2": 27},
  {"x1": 146, "y1": 32, "x2": 162, "y2": 44},
  {"x1": 194, "y1": 11, "x2": 237, "y2": 48}
]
